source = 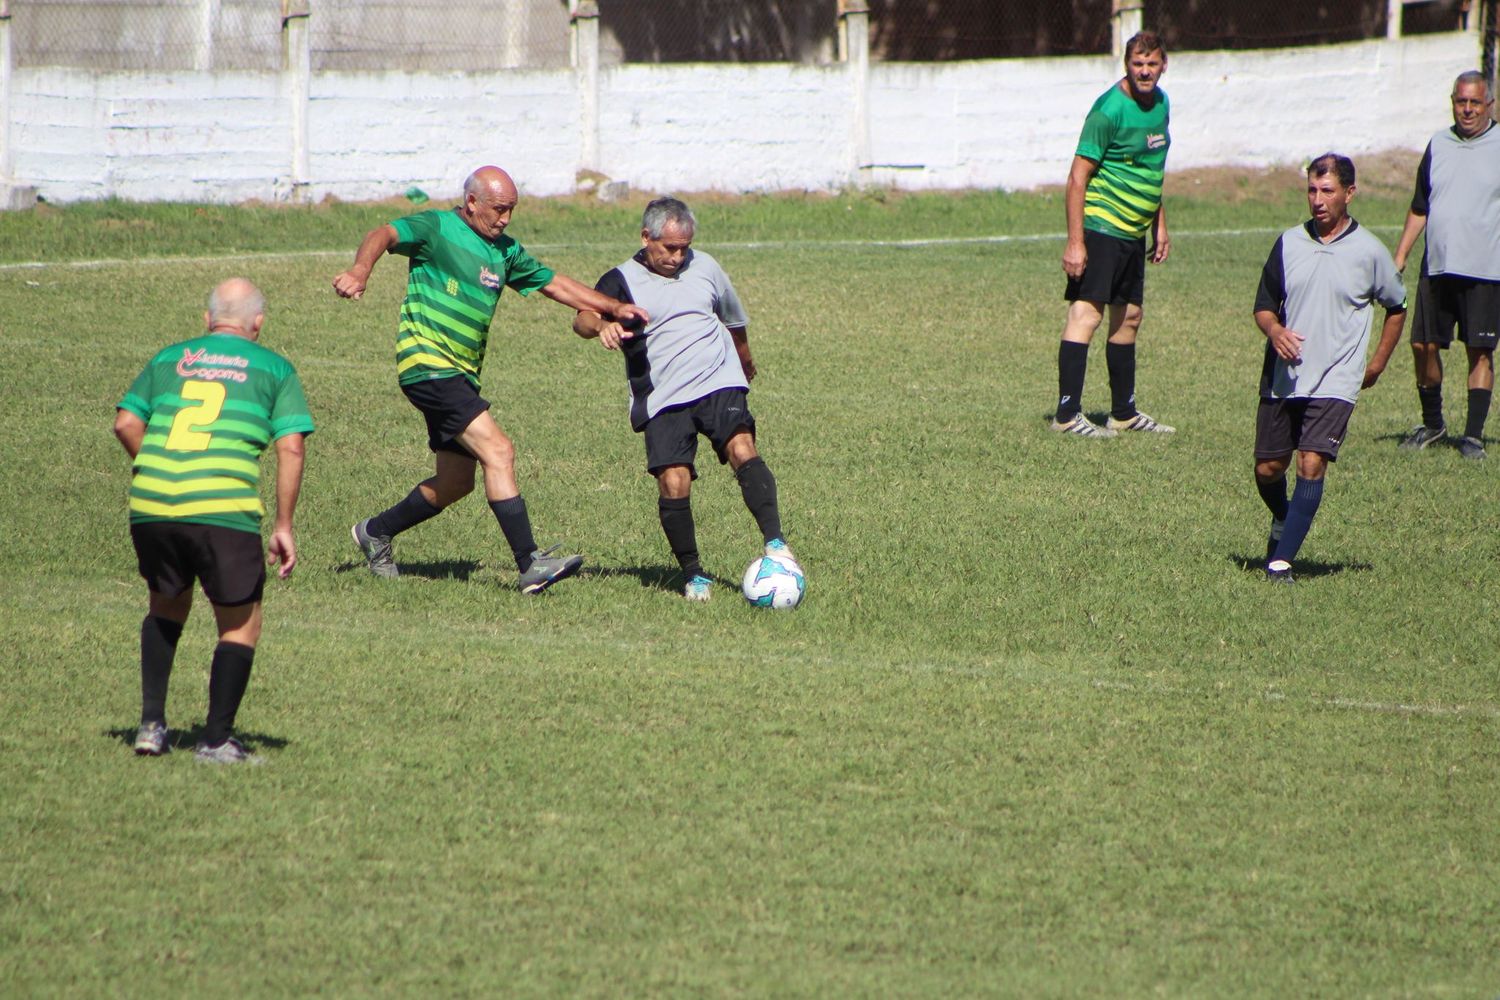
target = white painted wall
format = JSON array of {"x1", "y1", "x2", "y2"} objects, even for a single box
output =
[{"x1": 3, "y1": 32, "x2": 1478, "y2": 204}]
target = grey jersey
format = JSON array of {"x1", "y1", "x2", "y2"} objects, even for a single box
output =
[
  {"x1": 594, "y1": 248, "x2": 750, "y2": 430},
  {"x1": 1411, "y1": 122, "x2": 1500, "y2": 281},
  {"x1": 1255, "y1": 219, "x2": 1407, "y2": 403}
]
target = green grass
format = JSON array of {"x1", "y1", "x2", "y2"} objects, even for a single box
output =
[{"x1": 2, "y1": 185, "x2": 1497, "y2": 997}]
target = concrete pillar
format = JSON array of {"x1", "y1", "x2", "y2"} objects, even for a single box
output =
[
  {"x1": 1388, "y1": 0, "x2": 1403, "y2": 39},
  {"x1": 501, "y1": 0, "x2": 525, "y2": 69},
  {"x1": 0, "y1": 0, "x2": 34, "y2": 210},
  {"x1": 571, "y1": 0, "x2": 600, "y2": 178},
  {"x1": 1112, "y1": 0, "x2": 1143, "y2": 58},
  {"x1": 840, "y1": 0, "x2": 871, "y2": 188},
  {"x1": 196, "y1": 0, "x2": 221, "y2": 71},
  {"x1": 282, "y1": 0, "x2": 311, "y2": 203}
]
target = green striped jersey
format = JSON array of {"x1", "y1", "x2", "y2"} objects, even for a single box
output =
[
  {"x1": 389, "y1": 209, "x2": 555, "y2": 388},
  {"x1": 1076, "y1": 84, "x2": 1171, "y2": 240},
  {"x1": 117, "y1": 333, "x2": 315, "y2": 533}
]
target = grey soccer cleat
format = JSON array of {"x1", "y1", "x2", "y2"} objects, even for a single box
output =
[
  {"x1": 1050, "y1": 413, "x2": 1117, "y2": 438},
  {"x1": 1107, "y1": 411, "x2": 1176, "y2": 434},
  {"x1": 518, "y1": 544, "x2": 584, "y2": 595},
  {"x1": 194, "y1": 736, "x2": 258, "y2": 765},
  {"x1": 1399, "y1": 424, "x2": 1446, "y2": 451},
  {"x1": 1458, "y1": 435, "x2": 1487, "y2": 460},
  {"x1": 134, "y1": 721, "x2": 169, "y2": 756},
  {"x1": 351, "y1": 519, "x2": 399, "y2": 578}
]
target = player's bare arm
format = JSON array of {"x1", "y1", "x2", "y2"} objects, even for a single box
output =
[
  {"x1": 1361, "y1": 307, "x2": 1409, "y2": 389},
  {"x1": 1256, "y1": 308, "x2": 1304, "y2": 363},
  {"x1": 113, "y1": 409, "x2": 146, "y2": 459},
  {"x1": 573, "y1": 309, "x2": 634, "y2": 350},
  {"x1": 729, "y1": 326, "x2": 756, "y2": 382},
  {"x1": 269, "y1": 432, "x2": 306, "y2": 579},
  {"x1": 333, "y1": 224, "x2": 400, "y2": 300},
  {"x1": 542, "y1": 274, "x2": 650, "y2": 327},
  {"x1": 1392, "y1": 209, "x2": 1428, "y2": 273},
  {"x1": 1150, "y1": 204, "x2": 1170, "y2": 264},
  {"x1": 1062, "y1": 155, "x2": 1099, "y2": 278}
]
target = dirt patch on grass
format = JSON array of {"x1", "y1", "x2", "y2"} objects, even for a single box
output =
[{"x1": 1166, "y1": 149, "x2": 1420, "y2": 202}]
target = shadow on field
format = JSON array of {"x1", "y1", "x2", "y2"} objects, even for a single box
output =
[
  {"x1": 105, "y1": 725, "x2": 290, "y2": 754},
  {"x1": 1370, "y1": 429, "x2": 1475, "y2": 455},
  {"x1": 580, "y1": 564, "x2": 684, "y2": 595},
  {"x1": 333, "y1": 558, "x2": 480, "y2": 580},
  {"x1": 1229, "y1": 554, "x2": 1371, "y2": 579}
]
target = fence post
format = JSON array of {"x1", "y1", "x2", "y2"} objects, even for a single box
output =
[
  {"x1": 196, "y1": 0, "x2": 221, "y2": 71},
  {"x1": 0, "y1": 0, "x2": 32, "y2": 209},
  {"x1": 282, "y1": 0, "x2": 311, "y2": 203},
  {"x1": 1112, "y1": 0, "x2": 1143, "y2": 57},
  {"x1": 1387, "y1": 0, "x2": 1403, "y2": 39},
  {"x1": 839, "y1": 0, "x2": 871, "y2": 189},
  {"x1": 571, "y1": 0, "x2": 600, "y2": 180},
  {"x1": 1484, "y1": 0, "x2": 1498, "y2": 86}
]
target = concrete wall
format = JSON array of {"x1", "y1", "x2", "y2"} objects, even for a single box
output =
[{"x1": 2, "y1": 31, "x2": 1478, "y2": 204}]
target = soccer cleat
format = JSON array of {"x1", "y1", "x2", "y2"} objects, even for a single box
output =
[
  {"x1": 1266, "y1": 519, "x2": 1285, "y2": 566},
  {"x1": 518, "y1": 544, "x2": 584, "y2": 595},
  {"x1": 683, "y1": 574, "x2": 713, "y2": 602},
  {"x1": 764, "y1": 537, "x2": 799, "y2": 567},
  {"x1": 1107, "y1": 411, "x2": 1176, "y2": 434},
  {"x1": 194, "y1": 736, "x2": 256, "y2": 764},
  {"x1": 133, "y1": 721, "x2": 169, "y2": 756},
  {"x1": 351, "y1": 519, "x2": 399, "y2": 578},
  {"x1": 1457, "y1": 436, "x2": 1487, "y2": 461},
  {"x1": 1049, "y1": 413, "x2": 1117, "y2": 438},
  {"x1": 1399, "y1": 424, "x2": 1446, "y2": 451},
  {"x1": 1266, "y1": 559, "x2": 1294, "y2": 584}
]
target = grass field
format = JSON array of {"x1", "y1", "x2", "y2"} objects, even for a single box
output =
[{"x1": 2, "y1": 172, "x2": 1498, "y2": 997}]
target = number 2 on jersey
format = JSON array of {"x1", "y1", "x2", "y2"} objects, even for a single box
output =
[{"x1": 165, "y1": 380, "x2": 227, "y2": 451}]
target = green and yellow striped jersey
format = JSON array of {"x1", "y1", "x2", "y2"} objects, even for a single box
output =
[
  {"x1": 389, "y1": 209, "x2": 555, "y2": 389},
  {"x1": 117, "y1": 334, "x2": 315, "y2": 534},
  {"x1": 1075, "y1": 84, "x2": 1171, "y2": 240}
]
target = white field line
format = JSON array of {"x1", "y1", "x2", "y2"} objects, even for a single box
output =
[
  {"x1": 0, "y1": 225, "x2": 1403, "y2": 274},
  {"x1": 1102, "y1": 679, "x2": 1500, "y2": 720}
]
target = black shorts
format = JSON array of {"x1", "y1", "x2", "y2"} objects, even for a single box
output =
[
  {"x1": 1411, "y1": 275, "x2": 1500, "y2": 351},
  {"x1": 1254, "y1": 397, "x2": 1356, "y2": 462},
  {"x1": 643, "y1": 388, "x2": 755, "y2": 477},
  {"x1": 401, "y1": 376, "x2": 489, "y2": 456},
  {"x1": 1064, "y1": 229, "x2": 1146, "y2": 307},
  {"x1": 131, "y1": 521, "x2": 266, "y2": 606}
]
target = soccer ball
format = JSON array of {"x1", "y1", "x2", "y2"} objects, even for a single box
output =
[{"x1": 741, "y1": 553, "x2": 805, "y2": 609}]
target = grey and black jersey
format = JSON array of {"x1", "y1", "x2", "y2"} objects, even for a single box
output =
[
  {"x1": 594, "y1": 248, "x2": 750, "y2": 431},
  {"x1": 1410, "y1": 122, "x2": 1500, "y2": 281},
  {"x1": 1255, "y1": 219, "x2": 1407, "y2": 403}
]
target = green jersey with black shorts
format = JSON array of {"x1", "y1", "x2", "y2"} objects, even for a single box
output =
[
  {"x1": 388, "y1": 208, "x2": 555, "y2": 389},
  {"x1": 117, "y1": 333, "x2": 316, "y2": 534},
  {"x1": 1076, "y1": 84, "x2": 1171, "y2": 240}
]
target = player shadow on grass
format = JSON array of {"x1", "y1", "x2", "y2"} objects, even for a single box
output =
[
  {"x1": 1228, "y1": 554, "x2": 1372, "y2": 579},
  {"x1": 105, "y1": 725, "x2": 290, "y2": 754},
  {"x1": 333, "y1": 558, "x2": 480, "y2": 581},
  {"x1": 1371, "y1": 428, "x2": 1472, "y2": 453},
  {"x1": 579, "y1": 564, "x2": 686, "y2": 595}
]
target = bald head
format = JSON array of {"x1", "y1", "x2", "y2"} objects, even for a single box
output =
[
  {"x1": 460, "y1": 166, "x2": 520, "y2": 241},
  {"x1": 206, "y1": 278, "x2": 266, "y2": 339}
]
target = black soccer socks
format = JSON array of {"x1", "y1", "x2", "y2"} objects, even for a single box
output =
[
  {"x1": 658, "y1": 495, "x2": 702, "y2": 579},
  {"x1": 1418, "y1": 383, "x2": 1444, "y2": 431},
  {"x1": 1256, "y1": 474, "x2": 1290, "y2": 522},
  {"x1": 1056, "y1": 341, "x2": 1089, "y2": 422},
  {"x1": 1106, "y1": 341, "x2": 1138, "y2": 421},
  {"x1": 370, "y1": 487, "x2": 441, "y2": 540},
  {"x1": 140, "y1": 615, "x2": 184, "y2": 725},
  {"x1": 735, "y1": 457, "x2": 783, "y2": 544},
  {"x1": 203, "y1": 641, "x2": 255, "y2": 745},
  {"x1": 489, "y1": 496, "x2": 538, "y2": 572},
  {"x1": 1465, "y1": 388, "x2": 1491, "y2": 441}
]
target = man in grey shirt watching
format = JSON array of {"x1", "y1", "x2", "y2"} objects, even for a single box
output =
[
  {"x1": 1393, "y1": 70, "x2": 1500, "y2": 460},
  {"x1": 1253, "y1": 153, "x2": 1407, "y2": 583},
  {"x1": 573, "y1": 197, "x2": 796, "y2": 601}
]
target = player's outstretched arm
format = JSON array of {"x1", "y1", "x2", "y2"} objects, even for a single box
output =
[
  {"x1": 1362, "y1": 307, "x2": 1408, "y2": 389},
  {"x1": 543, "y1": 274, "x2": 649, "y2": 327},
  {"x1": 729, "y1": 326, "x2": 756, "y2": 381},
  {"x1": 573, "y1": 309, "x2": 633, "y2": 351},
  {"x1": 113, "y1": 409, "x2": 146, "y2": 460},
  {"x1": 268, "y1": 432, "x2": 306, "y2": 579},
  {"x1": 333, "y1": 224, "x2": 399, "y2": 300}
]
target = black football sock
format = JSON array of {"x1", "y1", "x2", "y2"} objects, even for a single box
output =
[
  {"x1": 489, "y1": 496, "x2": 538, "y2": 572},
  {"x1": 1418, "y1": 383, "x2": 1444, "y2": 430},
  {"x1": 1056, "y1": 341, "x2": 1089, "y2": 422},
  {"x1": 1464, "y1": 388, "x2": 1491, "y2": 440},
  {"x1": 368, "y1": 487, "x2": 441, "y2": 539},
  {"x1": 140, "y1": 615, "x2": 184, "y2": 726},
  {"x1": 1271, "y1": 476, "x2": 1325, "y2": 566},
  {"x1": 734, "y1": 457, "x2": 783, "y2": 544},
  {"x1": 203, "y1": 641, "x2": 255, "y2": 745},
  {"x1": 1256, "y1": 475, "x2": 1290, "y2": 522},
  {"x1": 658, "y1": 496, "x2": 702, "y2": 578},
  {"x1": 1106, "y1": 341, "x2": 1138, "y2": 421}
]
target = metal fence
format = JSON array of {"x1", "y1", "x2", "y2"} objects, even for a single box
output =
[{"x1": 2, "y1": 0, "x2": 1489, "y2": 70}]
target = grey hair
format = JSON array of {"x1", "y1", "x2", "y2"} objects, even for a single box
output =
[
  {"x1": 1453, "y1": 70, "x2": 1491, "y2": 98},
  {"x1": 207, "y1": 278, "x2": 266, "y2": 330},
  {"x1": 642, "y1": 197, "x2": 696, "y2": 239}
]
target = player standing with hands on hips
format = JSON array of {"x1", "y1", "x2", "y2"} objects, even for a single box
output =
[
  {"x1": 334, "y1": 166, "x2": 649, "y2": 593},
  {"x1": 1253, "y1": 155, "x2": 1407, "y2": 583},
  {"x1": 114, "y1": 278, "x2": 313, "y2": 763},
  {"x1": 1392, "y1": 71, "x2": 1500, "y2": 460},
  {"x1": 1051, "y1": 31, "x2": 1175, "y2": 438},
  {"x1": 573, "y1": 197, "x2": 796, "y2": 602}
]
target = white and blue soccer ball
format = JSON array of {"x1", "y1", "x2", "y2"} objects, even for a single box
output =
[{"x1": 741, "y1": 553, "x2": 805, "y2": 609}]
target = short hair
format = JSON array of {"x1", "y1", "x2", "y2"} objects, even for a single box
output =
[
  {"x1": 1123, "y1": 31, "x2": 1166, "y2": 63},
  {"x1": 1452, "y1": 70, "x2": 1491, "y2": 99},
  {"x1": 642, "y1": 197, "x2": 695, "y2": 239},
  {"x1": 207, "y1": 278, "x2": 265, "y2": 330},
  {"x1": 1307, "y1": 152, "x2": 1356, "y2": 189}
]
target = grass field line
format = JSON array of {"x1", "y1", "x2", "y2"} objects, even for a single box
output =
[{"x1": 0, "y1": 224, "x2": 1405, "y2": 274}]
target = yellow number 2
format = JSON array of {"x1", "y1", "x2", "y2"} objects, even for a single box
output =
[{"x1": 165, "y1": 380, "x2": 227, "y2": 452}]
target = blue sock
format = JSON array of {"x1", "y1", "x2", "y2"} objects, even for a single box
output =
[{"x1": 1271, "y1": 475, "x2": 1325, "y2": 565}]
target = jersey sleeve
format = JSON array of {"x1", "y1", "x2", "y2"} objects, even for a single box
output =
[
  {"x1": 269, "y1": 367, "x2": 316, "y2": 440},
  {"x1": 503, "y1": 241, "x2": 555, "y2": 296},
  {"x1": 1254, "y1": 236, "x2": 1287, "y2": 318},
  {"x1": 594, "y1": 267, "x2": 631, "y2": 301},
  {"x1": 714, "y1": 270, "x2": 749, "y2": 328},
  {"x1": 1074, "y1": 101, "x2": 1117, "y2": 163},
  {"x1": 1372, "y1": 247, "x2": 1408, "y2": 312},
  {"x1": 1409, "y1": 143, "x2": 1433, "y2": 216},
  {"x1": 389, "y1": 211, "x2": 439, "y2": 260},
  {"x1": 117, "y1": 359, "x2": 158, "y2": 421}
]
